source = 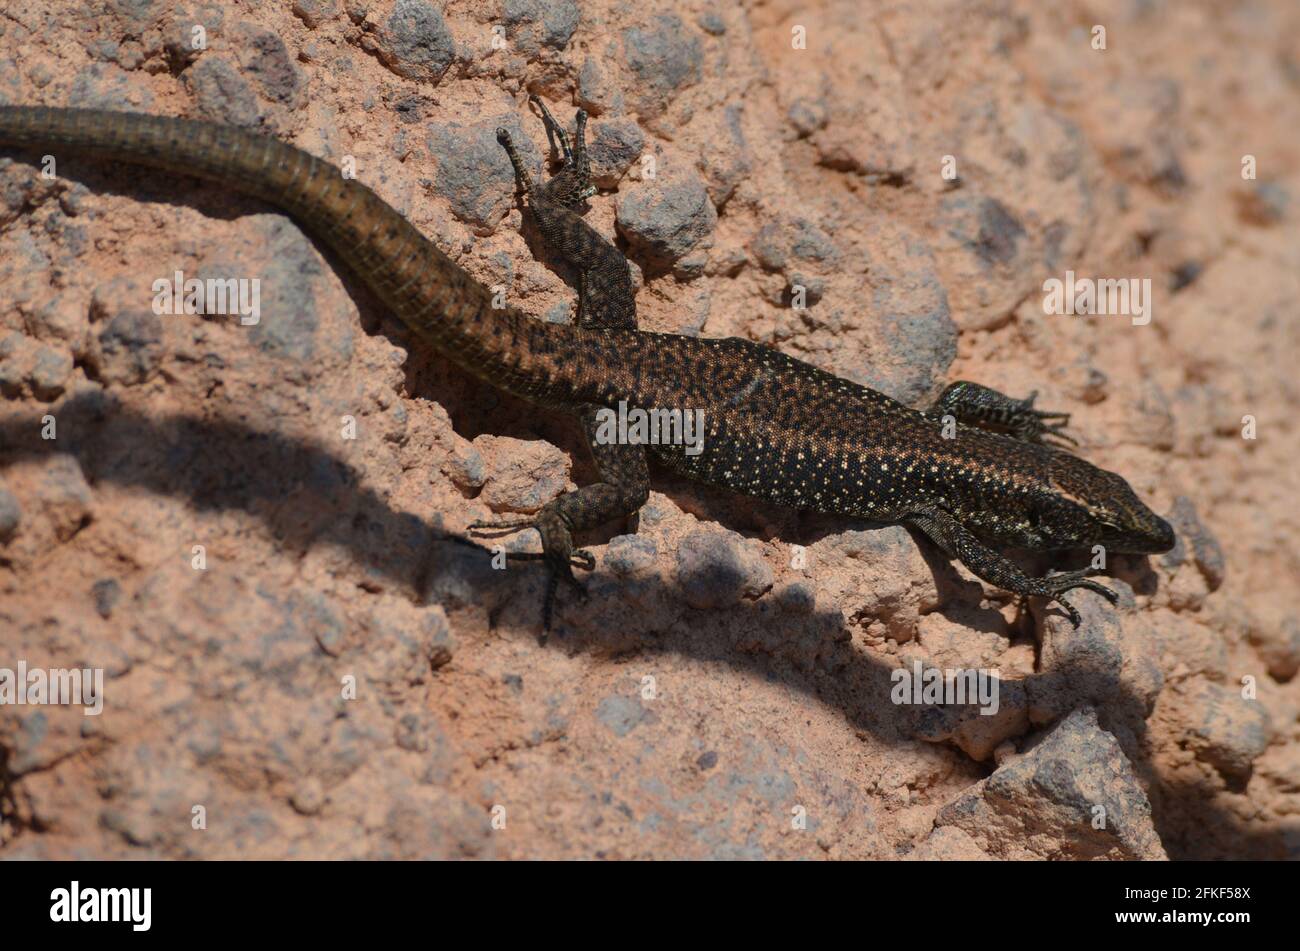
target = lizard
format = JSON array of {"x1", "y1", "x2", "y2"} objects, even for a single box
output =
[{"x1": 0, "y1": 103, "x2": 1176, "y2": 632}]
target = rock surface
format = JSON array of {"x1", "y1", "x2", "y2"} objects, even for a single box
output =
[
  {"x1": 935, "y1": 707, "x2": 1167, "y2": 860},
  {"x1": 0, "y1": 0, "x2": 1298, "y2": 860}
]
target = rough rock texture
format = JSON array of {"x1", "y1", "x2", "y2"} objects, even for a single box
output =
[
  {"x1": 1, "y1": 1, "x2": 1298, "y2": 860},
  {"x1": 934, "y1": 707, "x2": 1167, "y2": 860}
]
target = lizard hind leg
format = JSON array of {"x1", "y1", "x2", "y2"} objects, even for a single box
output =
[
  {"x1": 926, "y1": 381, "x2": 1078, "y2": 448},
  {"x1": 527, "y1": 95, "x2": 596, "y2": 206},
  {"x1": 569, "y1": 108, "x2": 594, "y2": 199},
  {"x1": 528, "y1": 94, "x2": 573, "y2": 167},
  {"x1": 468, "y1": 506, "x2": 597, "y2": 634},
  {"x1": 496, "y1": 128, "x2": 538, "y2": 200},
  {"x1": 467, "y1": 417, "x2": 650, "y2": 634}
]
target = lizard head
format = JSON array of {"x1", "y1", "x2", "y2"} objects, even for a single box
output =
[{"x1": 1042, "y1": 452, "x2": 1176, "y2": 554}]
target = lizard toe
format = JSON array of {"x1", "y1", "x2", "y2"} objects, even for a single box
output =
[
  {"x1": 1046, "y1": 571, "x2": 1119, "y2": 607},
  {"x1": 1052, "y1": 594, "x2": 1083, "y2": 628},
  {"x1": 468, "y1": 515, "x2": 537, "y2": 534}
]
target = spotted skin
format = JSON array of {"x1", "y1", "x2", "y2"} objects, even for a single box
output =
[{"x1": 0, "y1": 105, "x2": 1176, "y2": 630}]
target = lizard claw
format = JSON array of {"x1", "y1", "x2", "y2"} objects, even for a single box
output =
[
  {"x1": 1052, "y1": 594, "x2": 1083, "y2": 628},
  {"x1": 468, "y1": 508, "x2": 595, "y2": 631},
  {"x1": 1037, "y1": 569, "x2": 1118, "y2": 627},
  {"x1": 1015, "y1": 392, "x2": 1080, "y2": 447}
]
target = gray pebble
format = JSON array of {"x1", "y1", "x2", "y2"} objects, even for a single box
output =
[
  {"x1": 0, "y1": 332, "x2": 27, "y2": 397},
  {"x1": 577, "y1": 57, "x2": 622, "y2": 115},
  {"x1": 443, "y1": 443, "x2": 486, "y2": 489},
  {"x1": 503, "y1": 0, "x2": 579, "y2": 54},
  {"x1": 787, "y1": 97, "x2": 827, "y2": 137},
  {"x1": 595, "y1": 694, "x2": 648, "y2": 737},
  {"x1": 1186, "y1": 681, "x2": 1271, "y2": 784},
  {"x1": 28, "y1": 346, "x2": 73, "y2": 401},
  {"x1": 30, "y1": 291, "x2": 89, "y2": 350},
  {"x1": 244, "y1": 220, "x2": 330, "y2": 362},
  {"x1": 786, "y1": 273, "x2": 826, "y2": 307},
  {"x1": 752, "y1": 216, "x2": 838, "y2": 271},
  {"x1": 395, "y1": 712, "x2": 431, "y2": 752},
  {"x1": 543, "y1": 301, "x2": 571, "y2": 324},
  {"x1": 429, "y1": 114, "x2": 539, "y2": 231},
  {"x1": 163, "y1": 6, "x2": 223, "y2": 68},
  {"x1": 616, "y1": 174, "x2": 716, "y2": 268},
  {"x1": 587, "y1": 118, "x2": 644, "y2": 189},
  {"x1": 675, "y1": 530, "x2": 770, "y2": 610},
  {"x1": 69, "y1": 62, "x2": 154, "y2": 111},
  {"x1": 92, "y1": 578, "x2": 123, "y2": 618},
  {"x1": 232, "y1": 25, "x2": 304, "y2": 107},
  {"x1": 1163, "y1": 496, "x2": 1226, "y2": 591},
  {"x1": 291, "y1": 0, "x2": 337, "y2": 28},
  {"x1": 937, "y1": 707, "x2": 1165, "y2": 859},
  {"x1": 375, "y1": 0, "x2": 456, "y2": 84},
  {"x1": 92, "y1": 301, "x2": 164, "y2": 387},
  {"x1": 604, "y1": 533, "x2": 657, "y2": 577},
  {"x1": 0, "y1": 486, "x2": 20, "y2": 542},
  {"x1": 940, "y1": 193, "x2": 1027, "y2": 268},
  {"x1": 697, "y1": 13, "x2": 726, "y2": 36},
  {"x1": 187, "y1": 56, "x2": 261, "y2": 128},
  {"x1": 1250, "y1": 615, "x2": 1300, "y2": 683},
  {"x1": 700, "y1": 104, "x2": 750, "y2": 207},
  {"x1": 621, "y1": 15, "x2": 703, "y2": 116},
  {"x1": 290, "y1": 777, "x2": 326, "y2": 815}
]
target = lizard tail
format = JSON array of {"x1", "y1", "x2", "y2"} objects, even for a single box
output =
[{"x1": 0, "y1": 105, "x2": 587, "y2": 403}]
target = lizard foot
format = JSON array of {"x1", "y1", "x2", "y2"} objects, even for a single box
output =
[
  {"x1": 468, "y1": 507, "x2": 595, "y2": 633},
  {"x1": 1030, "y1": 569, "x2": 1119, "y2": 627},
  {"x1": 928, "y1": 382, "x2": 1079, "y2": 448},
  {"x1": 1010, "y1": 391, "x2": 1078, "y2": 448}
]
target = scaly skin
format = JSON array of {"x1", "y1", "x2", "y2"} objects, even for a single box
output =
[{"x1": 0, "y1": 105, "x2": 1176, "y2": 629}]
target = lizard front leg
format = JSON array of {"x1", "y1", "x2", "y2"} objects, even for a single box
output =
[
  {"x1": 905, "y1": 504, "x2": 1118, "y2": 626},
  {"x1": 926, "y1": 381, "x2": 1077, "y2": 448}
]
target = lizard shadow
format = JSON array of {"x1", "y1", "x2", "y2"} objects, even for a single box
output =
[{"x1": 1, "y1": 396, "x2": 1289, "y2": 858}]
